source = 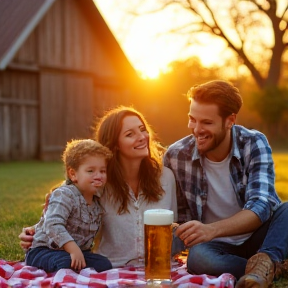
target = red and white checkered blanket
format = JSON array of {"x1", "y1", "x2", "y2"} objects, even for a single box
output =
[{"x1": 0, "y1": 259, "x2": 235, "y2": 288}]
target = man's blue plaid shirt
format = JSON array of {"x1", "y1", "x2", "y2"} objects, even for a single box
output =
[{"x1": 164, "y1": 125, "x2": 281, "y2": 224}]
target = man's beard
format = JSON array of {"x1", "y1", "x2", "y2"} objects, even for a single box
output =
[{"x1": 195, "y1": 125, "x2": 227, "y2": 155}]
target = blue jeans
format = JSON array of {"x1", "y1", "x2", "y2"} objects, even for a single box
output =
[
  {"x1": 26, "y1": 246, "x2": 112, "y2": 273},
  {"x1": 172, "y1": 202, "x2": 288, "y2": 279}
]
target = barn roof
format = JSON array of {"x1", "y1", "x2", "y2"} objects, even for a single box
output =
[
  {"x1": 0, "y1": 0, "x2": 137, "y2": 78},
  {"x1": 0, "y1": 0, "x2": 54, "y2": 69}
]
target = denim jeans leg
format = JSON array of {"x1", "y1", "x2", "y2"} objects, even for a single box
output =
[
  {"x1": 258, "y1": 202, "x2": 288, "y2": 262},
  {"x1": 171, "y1": 234, "x2": 186, "y2": 257},
  {"x1": 82, "y1": 251, "x2": 112, "y2": 272},
  {"x1": 26, "y1": 247, "x2": 72, "y2": 272},
  {"x1": 174, "y1": 203, "x2": 288, "y2": 280},
  {"x1": 186, "y1": 241, "x2": 247, "y2": 279}
]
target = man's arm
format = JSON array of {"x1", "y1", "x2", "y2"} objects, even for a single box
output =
[
  {"x1": 241, "y1": 131, "x2": 281, "y2": 222},
  {"x1": 176, "y1": 209, "x2": 261, "y2": 247}
]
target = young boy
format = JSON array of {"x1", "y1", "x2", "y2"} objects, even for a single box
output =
[{"x1": 25, "y1": 139, "x2": 113, "y2": 272}]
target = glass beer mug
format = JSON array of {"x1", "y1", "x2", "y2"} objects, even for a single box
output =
[{"x1": 144, "y1": 209, "x2": 174, "y2": 285}]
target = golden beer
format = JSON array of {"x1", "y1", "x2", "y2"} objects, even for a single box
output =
[{"x1": 144, "y1": 209, "x2": 174, "y2": 284}]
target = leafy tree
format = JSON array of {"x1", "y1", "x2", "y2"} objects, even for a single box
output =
[
  {"x1": 251, "y1": 86, "x2": 288, "y2": 124},
  {"x1": 132, "y1": 0, "x2": 288, "y2": 90}
]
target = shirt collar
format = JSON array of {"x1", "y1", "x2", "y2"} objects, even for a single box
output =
[{"x1": 230, "y1": 125, "x2": 241, "y2": 160}]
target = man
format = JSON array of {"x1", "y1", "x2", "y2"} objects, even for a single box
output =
[{"x1": 164, "y1": 80, "x2": 288, "y2": 288}]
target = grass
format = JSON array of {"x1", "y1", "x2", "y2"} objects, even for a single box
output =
[
  {"x1": 0, "y1": 154, "x2": 287, "y2": 287},
  {"x1": 0, "y1": 161, "x2": 63, "y2": 261}
]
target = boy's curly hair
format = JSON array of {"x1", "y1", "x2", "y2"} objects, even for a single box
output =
[
  {"x1": 43, "y1": 139, "x2": 112, "y2": 213},
  {"x1": 62, "y1": 139, "x2": 112, "y2": 181}
]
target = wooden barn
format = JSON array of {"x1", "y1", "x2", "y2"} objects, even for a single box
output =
[{"x1": 0, "y1": 0, "x2": 140, "y2": 161}]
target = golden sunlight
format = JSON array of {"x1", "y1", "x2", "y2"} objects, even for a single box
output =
[
  {"x1": 189, "y1": 33, "x2": 228, "y2": 67},
  {"x1": 124, "y1": 28, "x2": 178, "y2": 79},
  {"x1": 93, "y1": 0, "x2": 190, "y2": 78},
  {"x1": 94, "y1": 0, "x2": 228, "y2": 78},
  {"x1": 140, "y1": 66, "x2": 160, "y2": 79}
]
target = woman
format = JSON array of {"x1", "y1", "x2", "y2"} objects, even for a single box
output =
[{"x1": 19, "y1": 106, "x2": 177, "y2": 268}]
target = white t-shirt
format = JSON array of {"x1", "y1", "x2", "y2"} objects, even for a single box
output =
[
  {"x1": 95, "y1": 166, "x2": 178, "y2": 267},
  {"x1": 203, "y1": 156, "x2": 252, "y2": 245}
]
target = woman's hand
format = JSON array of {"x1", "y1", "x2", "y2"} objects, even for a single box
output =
[{"x1": 19, "y1": 226, "x2": 35, "y2": 250}]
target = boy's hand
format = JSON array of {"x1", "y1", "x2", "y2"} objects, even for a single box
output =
[
  {"x1": 70, "y1": 248, "x2": 86, "y2": 271},
  {"x1": 64, "y1": 241, "x2": 86, "y2": 271}
]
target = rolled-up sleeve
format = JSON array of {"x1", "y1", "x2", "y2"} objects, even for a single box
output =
[{"x1": 243, "y1": 133, "x2": 281, "y2": 222}]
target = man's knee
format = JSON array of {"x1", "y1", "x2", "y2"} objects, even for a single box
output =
[
  {"x1": 187, "y1": 244, "x2": 209, "y2": 274},
  {"x1": 277, "y1": 202, "x2": 288, "y2": 213}
]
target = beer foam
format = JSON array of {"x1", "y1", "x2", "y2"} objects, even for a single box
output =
[{"x1": 144, "y1": 209, "x2": 174, "y2": 225}]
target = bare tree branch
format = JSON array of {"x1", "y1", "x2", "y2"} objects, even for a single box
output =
[{"x1": 128, "y1": 0, "x2": 287, "y2": 89}]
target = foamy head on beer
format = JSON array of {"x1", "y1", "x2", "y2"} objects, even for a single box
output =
[
  {"x1": 144, "y1": 209, "x2": 174, "y2": 283},
  {"x1": 144, "y1": 209, "x2": 174, "y2": 225}
]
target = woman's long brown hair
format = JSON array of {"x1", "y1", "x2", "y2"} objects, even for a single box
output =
[{"x1": 94, "y1": 106, "x2": 165, "y2": 214}]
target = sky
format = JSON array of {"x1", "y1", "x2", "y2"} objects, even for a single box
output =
[
  {"x1": 93, "y1": 0, "x2": 228, "y2": 79},
  {"x1": 93, "y1": 0, "x2": 287, "y2": 79}
]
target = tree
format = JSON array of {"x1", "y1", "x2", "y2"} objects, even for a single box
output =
[
  {"x1": 249, "y1": 86, "x2": 288, "y2": 141},
  {"x1": 132, "y1": 0, "x2": 288, "y2": 90}
]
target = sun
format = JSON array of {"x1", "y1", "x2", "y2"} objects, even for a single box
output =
[
  {"x1": 137, "y1": 59, "x2": 173, "y2": 79},
  {"x1": 140, "y1": 67, "x2": 161, "y2": 79}
]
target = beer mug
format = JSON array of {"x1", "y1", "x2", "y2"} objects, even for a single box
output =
[{"x1": 144, "y1": 209, "x2": 174, "y2": 285}]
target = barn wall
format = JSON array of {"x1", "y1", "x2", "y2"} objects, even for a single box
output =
[
  {"x1": 0, "y1": 70, "x2": 39, "y2": 161},
  {"x1": 39, "y1": 72, "x2": 94, "y2": 161},
  {"x1": 0, "y1": 0, "x2": 137, "y2": 161},
  {"x1": 36, "y1": 0, "x2": 117, "y2": 76}
]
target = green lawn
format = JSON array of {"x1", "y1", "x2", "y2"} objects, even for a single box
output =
[
  {"x1": 0, "y1": 155, "x2": 287, "y2": 286},
  {"x1": 0, "y1": 161, "x2": 63, "y2": 261}
]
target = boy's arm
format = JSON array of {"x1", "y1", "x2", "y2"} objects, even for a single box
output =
[{"x1": 44, "y1": 188, "x2": 76, "y2": 248}]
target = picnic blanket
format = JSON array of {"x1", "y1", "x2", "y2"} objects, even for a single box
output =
[{"x1": 0, "y1": 259, "x2": 235, "y2": 288}]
